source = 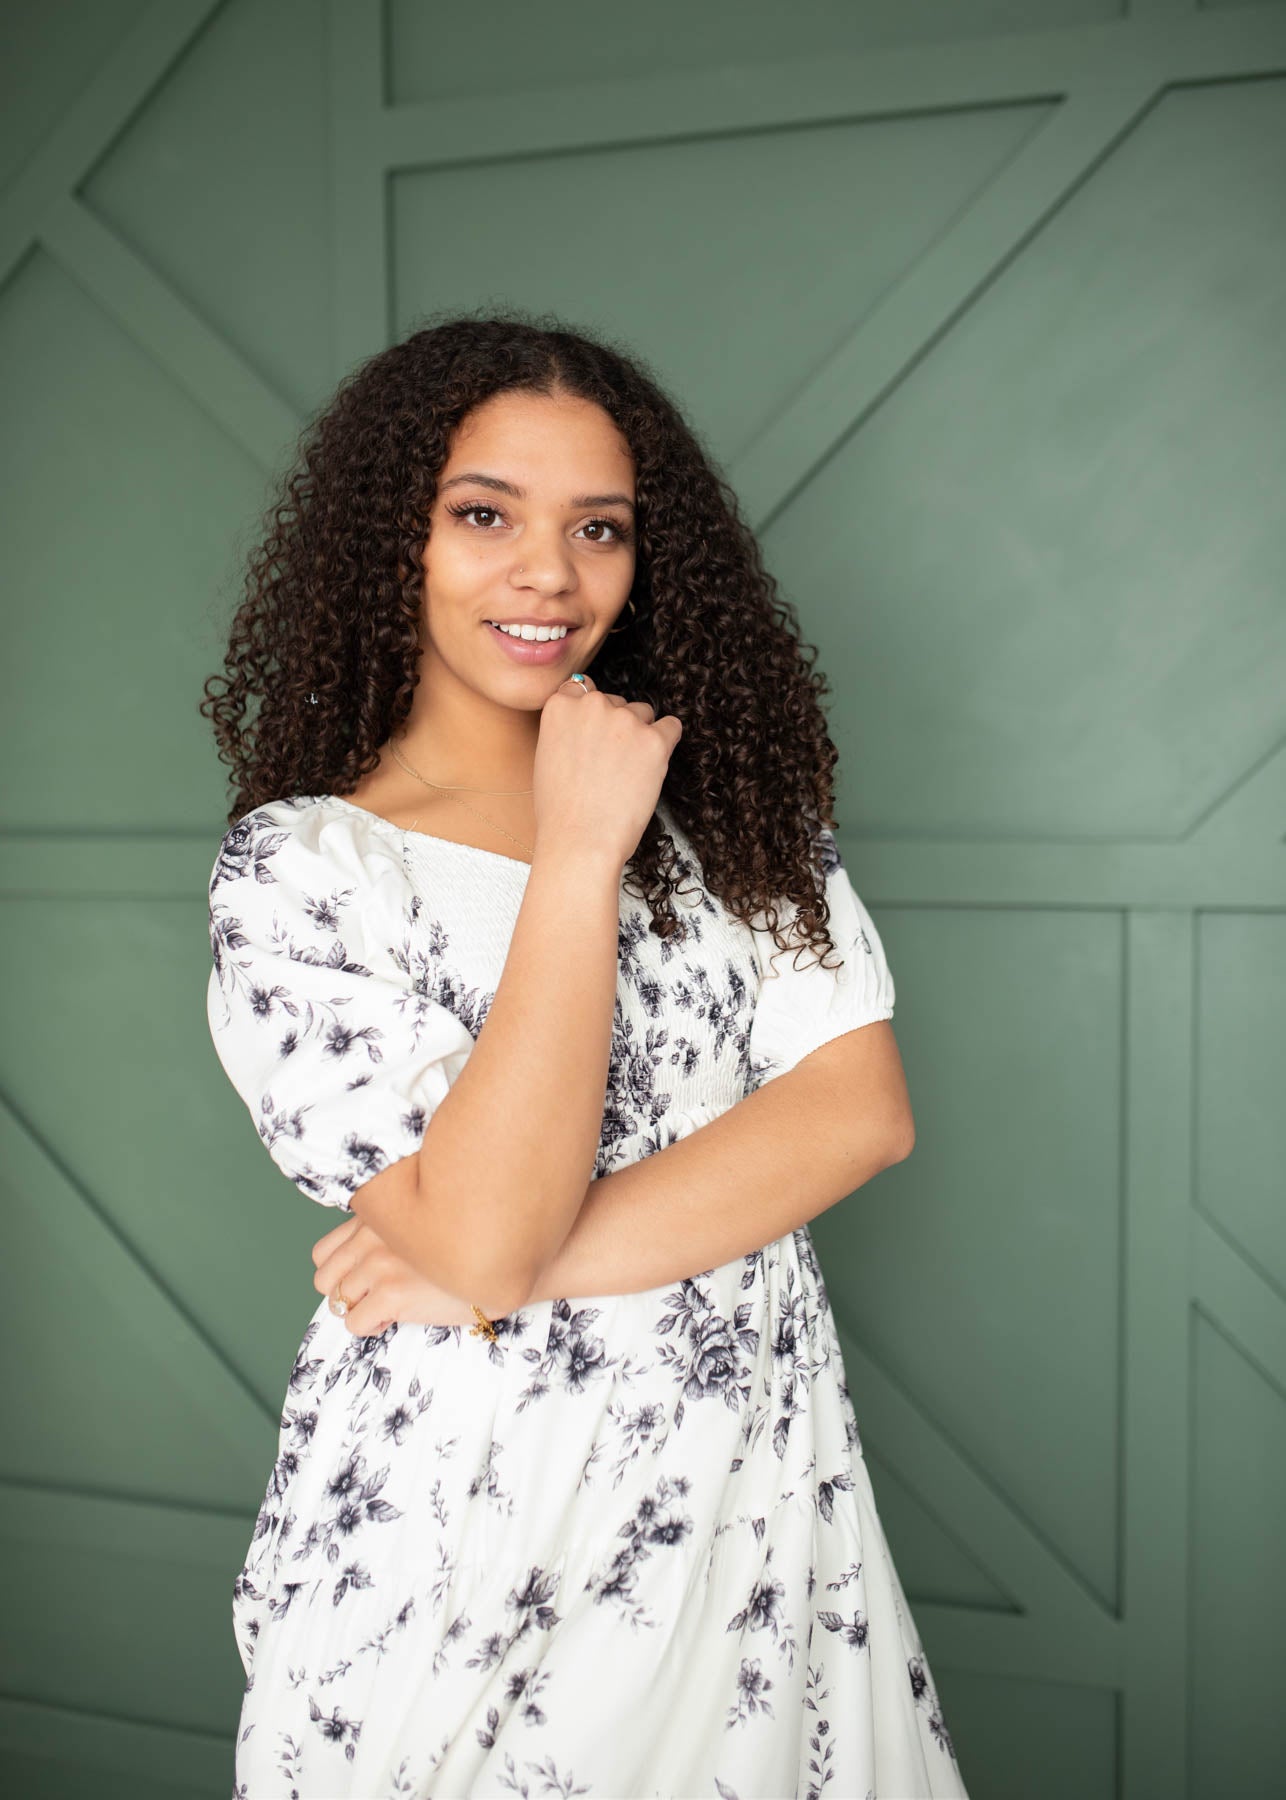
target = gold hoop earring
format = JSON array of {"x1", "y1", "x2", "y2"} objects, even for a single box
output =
[{"x1": 607, "y1": 594, "x2": 638, "y2": 636}]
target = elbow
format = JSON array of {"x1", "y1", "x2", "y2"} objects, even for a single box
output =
[
  {"x1": 352, "y1": 1159, "x2": 536, "y2": 1317},
  {"x1": 887, "y1": 1116, "x2": 916, "y2": 1164},
  {"x1": 410, "y1": 1168, "x2": 539, "y2": 1317},
  {"x1": 476, "y1": 1264, "x2": 536, "y2": 1319}
]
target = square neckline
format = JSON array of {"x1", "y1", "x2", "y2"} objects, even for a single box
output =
[{"x1": 317, "y1": 793, "x2": 534, "y2": 872}]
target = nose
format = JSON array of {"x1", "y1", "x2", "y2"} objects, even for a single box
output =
[{"x1": 509, "y1": 521, "x2": 576, "y2": 591}]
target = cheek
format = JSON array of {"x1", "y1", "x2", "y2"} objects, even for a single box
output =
[
  {"x1": 421, "y1": 542, "x2": 494, "y2": 615},
  {"x1": 593, "y1": 552, "x2": 636, "y2": 605}
]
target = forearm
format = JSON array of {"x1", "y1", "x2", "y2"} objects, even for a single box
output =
[
  {"x1": 524, "y1": 1057, "x2": 910, "y2": 1303},
  {"x1": 352, "y1": 846, "x2": 622, "y2": 1312}
]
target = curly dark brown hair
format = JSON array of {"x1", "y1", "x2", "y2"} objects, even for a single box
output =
[{"x1": 200, "y1": 307, "x2": 849, "y2": 969}]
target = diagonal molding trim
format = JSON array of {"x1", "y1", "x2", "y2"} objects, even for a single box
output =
[
  {"x1": 829, "y1": 1302, "x2": 1123, "y2": 1686},
  {"x1": 1185, "y1": 736, "x2": 1286, "y2": 852},
  {"x1": 338, "y1": 10, "x2": 1286, "y2": 880},
  {"x1": 0, "y1": 0, "x2": 300, "y2": 487},
  {"x1": 42, "y1": 194, "x2": 300, "y2": 469},
  {"x1": 0, "y1": 1094, "x2": 276, "y2": 1464},
  {"x1": 0, "y1": 10, "x2": 1276, "y2": 1791},
  {"x1": 0, "y1": 0, "x2": 225, "y2": 290},
  {"x1": 376, "y1": 9, "x2": 1286, "y2": 176},
  {"x1": 734, "y1": 74, "x2": 1160, "y2": 531},
  {"x1": 1191, "y1": 1210, "x2": 1286, "y2": 1401}
]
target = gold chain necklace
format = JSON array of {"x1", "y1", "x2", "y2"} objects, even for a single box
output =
[{"x1": 388, "y1": 736, "x2": 535, "y2": 857}]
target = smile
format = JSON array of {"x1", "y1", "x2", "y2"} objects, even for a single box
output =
[
  {"x1": 483, "y1": 619, "x2": 580, "y2": 665},
  {"x1": 485, "y1": 620, "x2": 572, "y2": 641}
]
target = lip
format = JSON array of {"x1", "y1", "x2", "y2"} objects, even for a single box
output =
[{"x1": 483, "y1": 618, "x2": 581, "y2": 666}]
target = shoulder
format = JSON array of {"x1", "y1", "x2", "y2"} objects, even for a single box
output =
[
  {"x1": 209, "y1": 793, "x2": 403, "y2": 888},
  {"x1": 209, "y1": 795, "x2": 317, "y2": 897},
  {"x1": 207, "y1": 794, "x2": 413, "y2": 957}
]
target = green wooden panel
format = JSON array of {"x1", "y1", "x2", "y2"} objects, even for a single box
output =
[
  {"x1": 0, "y1": 894, "x2": 331, "y2": 1428},
  {"x1": 1196, "y1": 911, "x2": 1286, "y2": 1294},
  {"x1": 0, "y1": 0, "x2": 148, "y2": 195},
  {"x1": 387, "y1": 0, "x2": 1122, "y2": 105},
  {"x1": 80, "y1": 0, "x2": 333, "y2": 420},
  {"x1": 1190, "y1": 1311, "x2": 1286, "y2": 1792},
  {"x1": 0, "y1": 1696, "x2": 228, "y2": 1799},
  {"x1": 1, "y1": 3, "x2": 1282, "y2": 1795},
  {"x1": 927, "y1": 1665, "x2": 1118, "y2": 1800},
  {"x1": 390, "y1": 103, "x2": 1053, "y2": 468},
  {"x1": 0, "y1": 1488, "x2": 249, "y2": 1741},
  {"x1": 762, "y1": 77, "x2": 1286, "y2": 842},
  {"x1": 1, "y1": 1157, "x2": 263, "y2": 1505},
  {"x1": 0, "y1": 248, "x2": 272, "y2": 831},
  {"x1": 1121, "y1": 907, "x2": 1193, "y2": 1797},
  {"x1": 815, "y1": 906, "x2": 1126, "y2": 1614},
  {"x1": 863, "y1": 1447, "x2": 1014, "y2": 1612},
  {"x1": 0, "y1": 1755, "x2": 217, "y2": 1800}
]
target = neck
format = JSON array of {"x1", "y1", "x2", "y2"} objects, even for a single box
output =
[{"x1": 389, "y1": 654, "x2": 541, "y2": 790}]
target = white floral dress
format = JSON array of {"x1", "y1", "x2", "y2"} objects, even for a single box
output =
[{"x1": 206, "y1": 792, "x2": 969, "y2": 1800}]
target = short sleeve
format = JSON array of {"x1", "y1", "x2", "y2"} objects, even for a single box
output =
[
  {"x1": 205, "y1": 798, "x2": 478, "y2": 1210},
  {"x1": 747, "y1": 825, "x2": 895, "y2": 1086}
]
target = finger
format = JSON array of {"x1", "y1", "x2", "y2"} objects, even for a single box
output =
[
  {"x1": 312, "y1": 1217, "x2": 376, "y2": 1280},
  {"x1": 654, "y1": 714, "x2": 684, "y2": 752},
  {"x1": 311, "y1": 1214, "x2": 362, "y2": 1268},
  {"x1": 342, "y1": 1293, "x2": 392, "y2": 1338},
  {"x1": 326, "y1": 1269, "x2": 372, "y2": 1322},
  {"x1": 315, "y1": 1258, "x2": 369, "y2": 1308},
  {"x1": 314, "y1": 1237, "x2": 374, "y2": 1305}
]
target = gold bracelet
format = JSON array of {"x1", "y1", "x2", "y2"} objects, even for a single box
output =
[{"x1": 468, "y1": 1303, "x2": 498, "y2": 1343}]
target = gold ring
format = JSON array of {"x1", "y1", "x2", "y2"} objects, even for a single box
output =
[{"x1": 329, "y1": 1285, "x2": 352, "y2": 1318}]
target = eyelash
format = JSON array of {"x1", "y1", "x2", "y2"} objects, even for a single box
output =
[{"x1": 444, "y1": 500, "x2": 633, "y2": 545}]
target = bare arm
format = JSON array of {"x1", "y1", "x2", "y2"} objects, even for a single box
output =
[
  {"x1": 526, "y1": 1017, "x2": 914, "y2": 1302},
  {"x1": 348, "y1": 845, "x2": 624, "y2": 1317},
  {"x1": 311, "y1": 1020, "x2": 912, "y2": 1333},
  {"x1": 340, "y1": 670, "x2": 684, "y2": 1319}
]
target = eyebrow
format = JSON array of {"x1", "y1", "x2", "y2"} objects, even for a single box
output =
[{"x1": 439, "y1": 471, "x2": 636, "y2": 511}]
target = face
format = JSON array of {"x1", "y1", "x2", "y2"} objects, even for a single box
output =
[{"x1": 419, "y1": 388, "x2": 637, "y2": 701}]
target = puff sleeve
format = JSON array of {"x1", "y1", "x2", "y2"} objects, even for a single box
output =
[
  {"x1": 747, "y1": 825, "x2": 895, "y2": 1087},
  {"x1": 205, "y1": 799, "x2": 478, "y2": 1210}
]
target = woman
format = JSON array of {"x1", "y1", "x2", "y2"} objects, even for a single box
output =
[{"x1": 202, "y1": 312, "x2": 969, "y2": 1798}]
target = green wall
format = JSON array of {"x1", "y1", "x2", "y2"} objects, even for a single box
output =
[{"x1": 1, "y1": 1, "x2": 1283, "y2": 1793}]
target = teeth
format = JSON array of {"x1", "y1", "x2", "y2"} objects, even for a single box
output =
[{"x1": 489, "y1": 621, "x2": 569, "y2": 641}]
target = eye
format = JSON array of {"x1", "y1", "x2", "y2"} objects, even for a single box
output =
[
  {"x1": 444, "y1": 500, "x2": 632, "y2": 546},
  {"x1": 445, "y1": 501, "x2": 506, "y2": 529},
  {"x1": 578, "y1": 516, "x2": 633, "y2": 545}
]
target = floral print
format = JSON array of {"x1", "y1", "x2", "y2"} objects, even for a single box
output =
[{"x1": 208, "y1": 794, "x2": 967, "y2": 1797}]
